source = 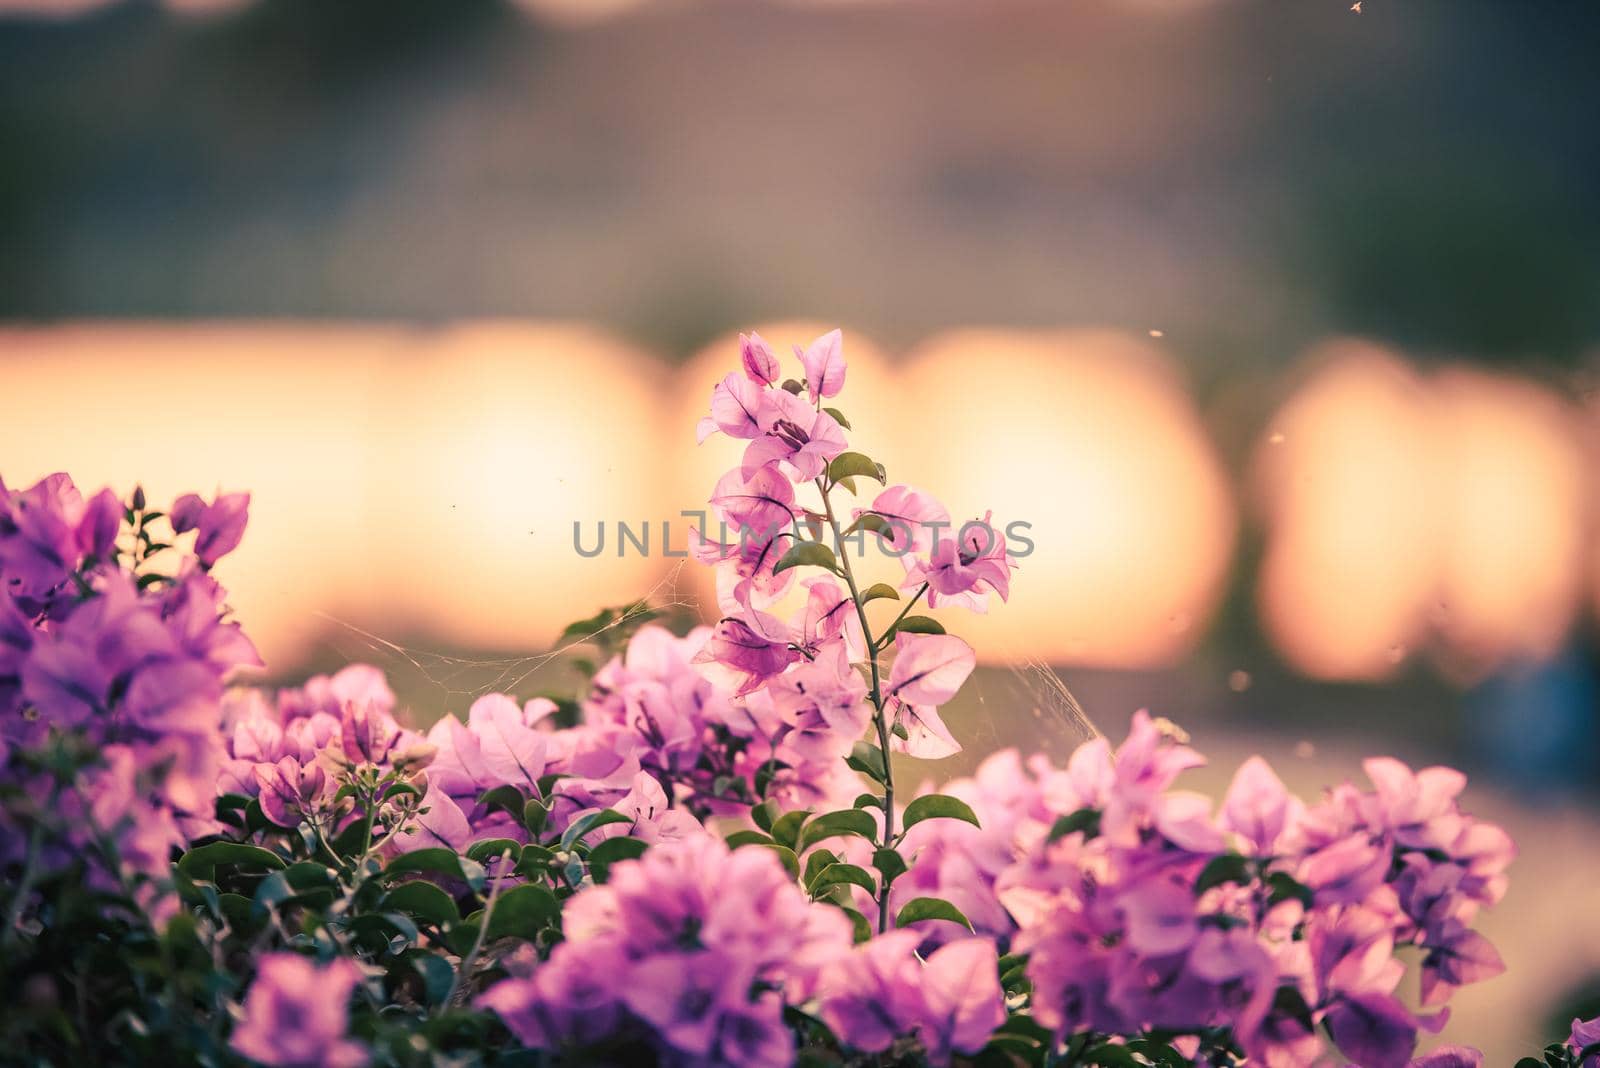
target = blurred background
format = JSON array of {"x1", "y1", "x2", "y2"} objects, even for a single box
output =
[{"x1": 3, "y1": 0, "x2": 1599, "y2": 1055}]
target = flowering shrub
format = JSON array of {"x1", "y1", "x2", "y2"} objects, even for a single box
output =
[{"x1": 0, "y1": 328, "x2": 1582, "y2": 1067}]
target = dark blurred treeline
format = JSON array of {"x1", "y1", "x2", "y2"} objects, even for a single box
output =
[{"x1": 3, "y1": 0, "x2": 1599, "y2": 369}]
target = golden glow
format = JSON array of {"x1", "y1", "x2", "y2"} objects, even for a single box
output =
[
  {"x1": 393, "y1": 322, "x2": 671, "y2": 650},
  {"x1": 897, "y1": 329, "x2": 1237, "y2": 668},
  {"x1": 1254, "y1": 343, "x2": 1438, "y2": 681},
  {"x1": 1255, "y1": 343, "x2": 1592, "y2": 681}
]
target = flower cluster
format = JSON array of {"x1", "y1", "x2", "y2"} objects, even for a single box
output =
[
  {"x1": 0, "y1": 327, "x2": 1566, "y2": 1068},
  {"x1": 1, "y1": 475, "x2": 258, "y2": 917}
]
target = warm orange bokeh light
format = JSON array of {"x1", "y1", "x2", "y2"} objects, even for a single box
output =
[
  {"x1": 1254, "y1": 344, "x2": 1438, "y2": 680},
  {"x1": 0, "y1": 323, "x2": 407, "y2": 668},
  {"x1": 897, "y1": 329, "x2": 1237, "y2": 668},
  {"x1": 393, "y1": 322, "x2": 672, "y2": 650},
  {"x1": 0, "y1": 323, "x2": 672, "y2": 666},
  {"x1": 1255, "y1": 342, "x2": 1592, "y2": 681}
]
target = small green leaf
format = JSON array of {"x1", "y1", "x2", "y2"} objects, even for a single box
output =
[
  {"x1": 843, "y1": 513, "x2": 892, "y2": 538},
  {"x1": 889, "y1": 615, "x2": 945, "y2": 637},
  {"x1": 894, "y1": 896, "x2": 974, "y2": 931},
  {"x1": 798, "y1": 809, "x2": 879, "y2": 853},
  {"x1": 465, "y1": 839, "x2": 521, "y2": 865},
  {"x1": 846, "y1": 741, "x2": 888, "y2": 784},
  {"x1": 516, "y1": 844, "x2": 555, "y2": 879},
  {"x1": 902, "y1": 794, "x2": 981, "y2": 831},
  {"x1": 381, "y1": 881, "x2": 460, "y2": 929},
  {"x1": 809, "y1": 863, "x2": 876, "y2": 897},
  {"x1": 872, "y1": 847, "x2": 908, "y2": 885},
  {"x1": 383, "y1": 848, "x2": 487, "y2": 892},
  {"x1": 1047, "y1": 808, "x2": 1101, "y2": 842},
  {"x1": 823, "y1": 406, "x2": 851, "y2": 429},
  {"x1": 1264, "y1": 871, "x2": 1314, "y2": 909},
  {"x1": 177, "y1": 842, "x2": 286, "y2": 881},
  {"x1": 587, "y1": 835, "x2": 649, "y2": 882},
  {"x1": 773, "y1": 541, "x2": 840, "y2": 577},
  {"x1": 827, "y1": 452, "x2": 887, "y2": 486},
  {"x1": 803, "y1": 847, "x2": 841, "y2": 888},
  {"x1": 770, "y1": 810, "x2": 811, "y2": 851},
  {"x1": 484, "y1": 884, "x2": 561, "y2": 941},
  {"x1": 853, "y1": 792, "x2": 884, "y2": 810},
  {"x1": 478, "y1": 785, "x2": 525, "y2": 820},
  {"x1": 409, "y1": 951, "x2": 456, "y2": 1007},
  {"x1": 561, "y1": 808, "x2": 634, "y2": 850},
  {"x1": 780, "y1": 378, "x2": 805, "y2": 395},
  {"x1": 751, "y1": 799, "x2": 781, "y2": 833},
  {"x1": 1193, "y1": 853, "x2": 1252, "y2": 896},
  {"x1": 726, "y1": 829, "x2": 777, "y2": 849},
  {"x1": 523, "y1": 798, "x2": 550, "y2": 837},
  {"x1": 859, "y1": 582, "x2": 900, "y2": 604}
]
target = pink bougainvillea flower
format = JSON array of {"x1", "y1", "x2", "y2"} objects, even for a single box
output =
[
  {"x1": 1221, "y1": 755, "x2": 1301, "y2": 856},
  {"x1": 708, "y1": 465, "x2": 797, "y2": 539},
  {"x1": 740, "y1": 331, "x2": 780, "y2": 386},
  {"x1": 697, "y1": 372, "x2": 769, "y2": 444},
  {"x1": 229, "y1": 954, "x2": 368, "y2": 1068},
  {"x1": 255, "y1": 755, "x2": 326, "y2": 828},
  {"x1": 885, "y1": 633, "x2": 975, "y2": 708},
  {"x1": 903, "y1": 514, "x2": 1014, "y2": 612},
  {"x1": 855, "y1": 484, "x2": 949, "y2": 557},
  {"x1": 466, "y1": 693, "x2": 549, "y2": 790},
  {"x1": 915, "y1": 937, "x2": 1010, "y2": 1064},
  {"x1": 741, "y1": 389, "x2": 847, "y2": 482},
  {"x1": 170, "y1": 491, "x2": 250, "y2": 568},
  {"x1": 796, "y1": 328, "x2": 846, "y2": 403},
  {"x1": 693, "y1": 602, "x2": 800, "y2": 696}
]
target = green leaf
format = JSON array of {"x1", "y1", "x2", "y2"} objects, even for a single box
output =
[
  {"x1": 889, "y1": 615, "x2": 945, "y2": 637},
  {"x1": 484, "y1": 884, "x2": 561, "y2": 941},
  {"x1": 751, "y1": 799, "x2": 781, "y2": 833},
  {"x1": 587, "y1": 835, "x2": 649, "y2": 882},
  {"x1": 478, "y1": 785, "x2": 526, "y2": 820},
  {"x1": 843, "y1": 513, "x2": 892, "y2": 538},
  {"x1": 809, "y1": 863, "x2": 876, "y2": 897},
  {"x1": 383, "y1": 848, "x2": 487, "y2": 891},
  {"x1": 827, "y1": 452, "x2": 887, "y2": 486},
  {"x1": 894, "y1": 896, "x2": 974, "y2": 931},
  {"x1": 1047, "y1": 808, "x2": 1101, "y2": 842},
  {"x1": 176, "y1": 842, "x2": 285, "y2": 881},
  {"x1": 902, "y1": 793, "x2": 981, "y2": 831},
  {"x1": 465, "y1": 838, "x2": 522, "y2": 865},
  {"x1": 823, "y1": 406, "x2": 851, "y2": 429},
  {"x1": 780, "y1": 378, "x2": 805, "y2": 395},
  {"x1": 726, "y1": 829, "x2": 777, "y2": 849},
  {"x1": 859, "y1": 582, "x2": 900, "y2": 604},
  {"x1": 560, "y1": 808, "x2": 634, "y2": 850},
  {"x1": 409, "y1": 951, "x2": 456, "y2": 1007},
  {"x1": 1193, "y1": 853, "x2": 1252, "y2": 896},
  {"x1": 523, "y1": 798, "x2": 550, "y2": 837},
  {"x1": 872, "y1": 847, "x2": 908, "y2": 885},
  {"x1": 516, "y1": 844, "x2": 555, "y2": 879},
  {"x1": 1515, "y1": 1060, "x2": 1546, "y2": 1068},
  {"x1": 1264, "y1": 871, "x2": 1314, "y2": 909},
  {"x1": 798, "y1": 809, "x2": 879, "y2": 853},
  {"x1": 773, "y1": 541, "x2": 840, "y2": 577},
  {"x1": 845, "y1": 741, "x2": 888, "y2": 784},
  {"x1": 381, "y1": 881, "x2": 460, "y2": 929},
  {"x1": 770, "y1": 810, "x2": 811, "y2": 851},
  {"x1": 803, "y1": 847, "x2": 841, "y2": 887},
  {"x1": 853, "y1": 792, "x2": 884, "y2": 810}
]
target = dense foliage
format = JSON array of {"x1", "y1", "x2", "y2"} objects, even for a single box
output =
[{"x1": 1, "y1": 329, "x2": 1589, "y2": 1067}]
